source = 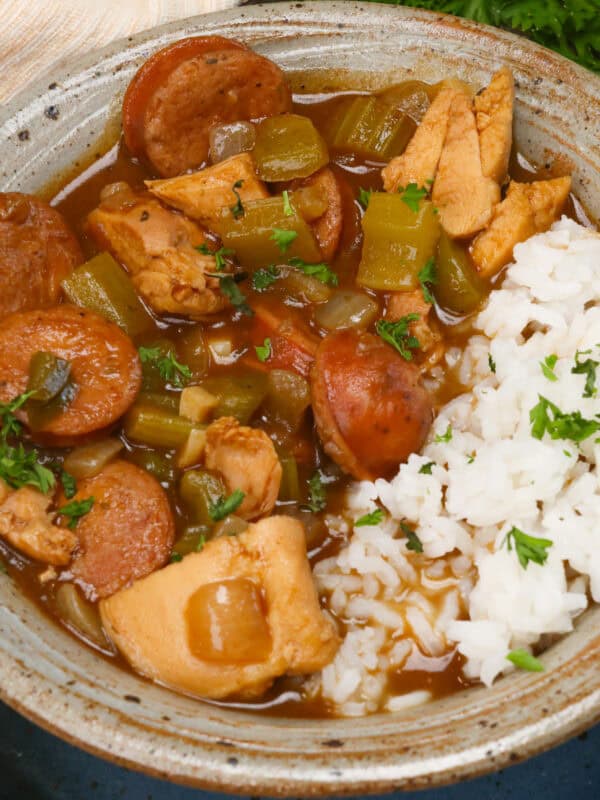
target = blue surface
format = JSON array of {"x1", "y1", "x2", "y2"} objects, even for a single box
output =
[{"x1": 1, "y1": 700, "x2": 598, "y2": 799}]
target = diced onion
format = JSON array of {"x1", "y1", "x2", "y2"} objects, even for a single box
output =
[
  {"x1": 314, "y1": 290, "x2": 379, "y2": 332},
  {"x1": 209, "y1": 121, "x2": 256, "y2": 164},
  {"x1": 55, "y1": 583, "x2": 108, "y2": 648},
  {"x1": 63, "y1": 439, "x2": 123, "y2": 480}
]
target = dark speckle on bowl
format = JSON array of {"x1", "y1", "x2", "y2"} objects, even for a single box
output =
[
  {"x1": 44, "y1": 105, "x2": 60, "y2": 121},
  {"x1": 17, "y1": 130, "x2": 30, "y2": 142}
]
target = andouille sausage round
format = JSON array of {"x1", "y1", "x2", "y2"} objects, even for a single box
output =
[
  {"x1": 0, "y1": 306, "x2": 141, "y2": 438},
  {"x1": 64, "y1": 460, "x2": 175, "y2": 599},
  {"x1": 311, "y1": 330, "x2": 433, "y2": 480},
  {"x1": 0, "y1": 193, "x2": 83, "y2": 319},
  {"x1": 122, "y1": 36, "x2": 292, "y2": 177}
]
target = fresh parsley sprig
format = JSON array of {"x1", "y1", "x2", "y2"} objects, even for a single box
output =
[
  {"x1": 376, "y1": 315, "x2": 420, "y2": 360},
  {"x1": 230, "y1": 179, "x2": 245, "y2": 219},
  {"x1": 529, "y1": 395, "x2": 600, "y2": 443},
  {"x1": 271, "y1": 228, "x2": 298, "y2": 254},
  {"x1": 138, "y1": 346, "x2": 192, "y2": 388},
  {"x1": 209, "y1": 489, "x2": 245, "y2": 522},
  {"x1": 400, "y1": 521, "x2": 423, "y2": 553},
  {"x1": 506, "y1": 648, "x2": 545, "y2": 672},
  {"x1": 58, "y1": 497, "x2": 94, "y2": 530},
  {"x1": 355, "y1": 509, "x2": 384, "y2": 527},
  {"x1": 398, "y1": 183, "x2": 429, "y2": 212},
  {"x1": 196, "y1": 243, "x2": 235, "y2": 272},
  {"x1": 571, "y1": 349, "x2": 599, "y2": 398},
  {"x1": 252, "y1": 265, "x2": 281, "y2": 291},
  {"x1": 255, "y1": 338, "x2": 272, "y2": 363},
  {"x1": 504, "y1": 526, "x2": 553, "y2": 569},
  {"x1": 306, "y1": 471, "x2": 327, "y2": 513},
  {"x1": 288, "y1": 257, "x2": 339, "y2": 287},
  {"x1": 418, "y1": 258, "x2": 437, "y2": 304}
]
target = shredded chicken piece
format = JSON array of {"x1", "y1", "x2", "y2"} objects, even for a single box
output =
[
  {"x1": 204, "y1": 416, "x2": 282, "y2": 520},
  {"x1": 0, "y1": 482, "x2": 76, "y2": 565},
  {"x1": 471, "y1": 176, "x2": 572, "y2": 277},
  {"x1": 145, "y1": 152, "x2": 268, "y2": 225},
  {"x1": 86, "y1": 183, "x2": 226, "y2": 319},
  {"x1": 432, "y1": 92, "x2": 501, "y2": 238},
  {"x1": 381, "y1": 87, "x2": 458, "y2": 192},
  {"x1": 475, "y1": 66, "x2": 515, "y2": 184}
]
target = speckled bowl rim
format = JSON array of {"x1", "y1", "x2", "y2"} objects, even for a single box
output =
[{"x1": 1, "y1": 3, "x2": 600, "y2": 796}]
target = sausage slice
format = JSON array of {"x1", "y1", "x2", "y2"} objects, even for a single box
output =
[
  {"x1": 123, "y1": 36, "x2": 292, "y2": 177},
  {"x1": 0, "y1": 306, "x2": 141, "y2": 438},
  {"x1": 66, "y1": 460, "x2": 175, "y2": 599},
  {"x1": 311, "y1": 330, "x2": 433, "y2": 480},
  {"x1": 0, "y1": 193, "x2": 83, "y2": 320}
]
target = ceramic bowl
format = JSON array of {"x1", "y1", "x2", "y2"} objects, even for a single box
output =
[{"x1": 1, "y1": 2, "x2": 599, "y2": 795}]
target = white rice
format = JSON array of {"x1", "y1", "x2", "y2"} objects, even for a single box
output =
[{"x1": 315, "y1": 218, "x2": 600, "y2": 715}]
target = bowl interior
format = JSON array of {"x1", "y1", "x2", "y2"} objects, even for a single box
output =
[{"x1": 1, "y1": 2, "x2": 600, "y2": 796}]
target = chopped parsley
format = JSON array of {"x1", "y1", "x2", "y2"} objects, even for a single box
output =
[
  {"x1": 0, "y1": 444, "x2": 55, "y2": 493},
  {"x1": 376, "y1": 315, "x2": 420, "y2": 361},
  {"x1": 504, "y1": 526, "x2": 552, "y2": 569},
  {"x1": 571, "y1": 349, "x2": 599, "y2": 398},
  {"x1": 400, "y1": 522, "x2": 423, "y2": 553},
  {"x1": 60, "y1": 470, "x2": 77, "y2": 499},
  {"x1": 196, "y1": 243, "x2": 235, "y2": 272},
  {"x1": 467, "y1": 452, "x2": 475, "y2": 464},
  {"x1": 288, "y1": 257, "x2": 339, "y2": 287},
  {"x1": 488, "y1": 354, "x2": 496, "y2": 374},
  {"x1": 209, "y1": 273, "x2": 253, "y2": 317},
  {"x1": 434, "y1": 424, "x2": 453, "y2": 443},
  {"x1": 196, "y1": 533, "x2": 207, "y2": 552},
  {"x1": 355, "y1": 509, "x2": 384, "y2": 527},
  {"x1": 170, "y1": 552, "x2": 183, "y2": 563},
  {"x1": 138, "y1": 346, "x2": 192, "y2": 388},
  {"x1": 209, "y1": 489, "x2": 245, "y2": 522},
  {"x1": 418, "y1": 258, "x2": 437, "y2": 304},
  {"x1": 506, "y1": 648, "x2": 545, "y2": 673},
  {"x1": 306, "y1": 471, "x2": 327, "y2": 513},
  {"x1": 255, "y1": 338, "x2": 272, "y2": 363},
  {"x1": 58, "y1": 496, "x2": 94, "y2": 530},
  {"x1": 252, "y1": 265, "x2": 281, "y2": 291},
  {"x1": 540, "y1": 354, "x2": 558, "y2": 382},
  {"x1": 419, "y1": 462, "x2": 435, "y2": 475},
  {"x1": 282, "y1": 190, "x2": 294, "y2": 217},
  {"x1": 529, "y1": 395, "x2": 600, "y2": 444},
  {"x1": 398, "y1": 183, "x2": 429, "y2": 213},
  {"x1": 0, "y1": 391, "x2": 34, "y2": 442},
  {"x1": 564, "y1": 449, "x2": 572, "y2": 458},
  {"x1": 271, "y1": 228, "x2": 298, "y2": 254},
  {"x1": 358, "y1": 187, "x2": 371, "y2": 209},
  {"x1": 230, "y1": 179, "x2": 244, "y2": 219}
]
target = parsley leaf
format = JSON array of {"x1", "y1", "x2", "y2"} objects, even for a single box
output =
[
  {"x1": 138, "y1": 346, "x2": 192, "y2": 388},
  {"x1": 230, "y1": 179, "x2": 244, "y2": 219},
  {"x1": 0, "y1": 443, "x2": 55, "y2": 494},
  {"x1": 355, "y1": 509, "x2": 384, "y2": 527},
  {"x1": 376, "y1": 315, "x2": 420, "y2": 361},
  {"x1": 529, "y1": 395, "x2": 600, "y2": 443},
  {"x1": 418, "y1": 258, "x2": 437, "y2": 304},
  {"x1": 0, "y1": 391, "x2": 34, "y2": 442},
  {"x1": 504, "y1": 526, "x2": 553, "y2": 569},
  {"x1": 60, "y1": 470, "x2": 77, "y2": 499},
  {"x1": 288, "y1": 257, "x2": 339, "y2": 287},
  {"x1": 196, "y1": 533, "x2": 207, "y2": 552},
  {"x1": 209, "y1": 489, "x2": 245, "y2": 522},
  {"x1": 255, "y1": 338, "x2": 271, "y2": 363},
  {"x1": 306, "y1": 471, "x2": 327, "y2": 513},
  {"x1": 282, "y1": 190, "x2": 294, "y2": 217},
  {"x1": 434, "y1": 424, "x2": 453, "y2": 443},
  {"x1": 398, "y1": 182, "x2": 429, "y2": 212},
  {"x1": 467, "y1": 452, "x2": 475, "y2": 464},
  {"x1": 271, "y1": 228, "x2": 298, "y2": 253},
  {"x1": 58, "y1": 496, "x2": 94, "y2": 530},
  {"x1": 213, "y1": 274, "x2": 253, "y2": 317},
  {"x1": 540, "y1": 354, "x2": 558, "y2": 382},
  {"x1": 358, "y1": 187, "x2": 371, "y2": 209},
  {"x1": 488, "y1": 354, "x2": 496, "y2": 374},
  {"x1": 170, "y1": 551, "x2": 183, "y2": 563},
  {"x1": 571, "y1": 349, "x2": 599, "y2": 398},
  {"x1": 196, "y1": 243, "x2": 235, "y2": 272},
  {"x1": 506, "y1": 648, "x2": 545, "y2": 673},
  {"x1": 401, "y1": 521, "x2": 423, "y2": 553},
  {"x1": 419, "y1": 462, "x2": 435, "y2": 475},
  {"x1": 252, "y1": 265, "x2": 281, "y2": 291}
]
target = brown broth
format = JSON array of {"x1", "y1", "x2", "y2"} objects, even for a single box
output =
[{"x1": 0, "y1": 82, "x2": 586, "y2": 717}]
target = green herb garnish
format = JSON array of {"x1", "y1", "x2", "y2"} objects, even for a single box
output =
[
  {"x1": 358, "y1": 187, "x2": 371, "y2": 209},
  {"x1": 271, "y1": 228, "x2": 298, "y2": 253},
  {"x1": 306, "y1": 471, "x2": 327, "y2": 513},
  {"x1": 355, "y1": 509, "x2": 384, "y2": 527},
  {"x1": 540, "y1": 354, "x2": 558, "y2": 382},
  {"x1": 434, "y1": 424, "x2": 453, "y2": 443},
  {"x1": 419, "y1": 462, "x2": 435, "y2": 475},
  {"x1": 529, "y1": 395, "x2": 600, "y2": 443},
  {"x1": 571, "y1": 349, "x2": 599, "y2": 398},
  {"x1": 504, "y1": 526, "x2": 552, "y2": 569},
  {"x1": 488, "y1": 354, "x2": 496, "y2": 374},
  {"x1": 58, "y1": 496, "x2": 94, "y2": 530},
  {"x1": 138, "y1": 346, "x2": 192, "y2": 388},
  {"x1": 282, "y1": 190, "x2": 294, "y2": 217},
  {"x1": 288, "y1": 257, "x2": 339, "y2": 287},
  {"x1": 196, "y1": 243, "x2": 235, "y2": 272},
  {"x1": 60, "y1": 470, "x2": 77, "y2": 500},
  {"x1": 418, "y1": 258, "x2": 437, "y2": 304},
  {"x1": 506, "y1": 648, "x2": 545, "y2": 672},
  {"x1": 196, "y1": 534, "x2": 207, "y2": 552},
  {"x1": 230, "y1": 179, "x2": 244, "y2": 219},
  {"x1": 398, "y1": 183, "x2": 429, "y2": 212},
  {"x1": 170, "y1": 552, "x2": 183, "y2": 563},
  {"x1": 0, "y1": 391, "x2": 34, "y2": 442},
  {"x1": 255, "y1": 338, "x2": 272, "y2": 363},
  {"x1": 376, "y1": 315, "x2": 420, "y2": 361},
  {"x1": 209, "y1": 489, "x2": 245, "y2": 522},
  {"x1": 213, "y1": 273, "x2": 253, "y2": 317},
  {"x1": 252, "y1": 265, "x2": 281, "y2": 291},
  {"x1": 0, "y1": 443, "x2": 55, "y2": 494},
  {"x1": 401, "y1": 522, "x2": 423, "y2": 553}
]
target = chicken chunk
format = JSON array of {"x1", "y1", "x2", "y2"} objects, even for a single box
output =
[
  {"x1": 204, "y1": 416, "x2": 282, "y2": 520},
  {"x1": 86, "y1": 183, "x2": 226, "y2": 319},
  {"x1": 0, "y1": 482, "x2": 76, "y2": 566},
  {"x1": 100, "y1": 515, "x2": 340, "y2": 700},
  {"x1": 381, "y1": 87, "x2": 458, "y2": 193},
  {"x1": 385, "y1": 289, "x2": 442, "y2": 362},
  {"x1": 432, "y1": 92, "x2": 501, "y2": 238},
  {"x1": 145, "y1": 153, "x2": 269, "y2": 226},
  {"x1": 475, "y1": 67, "x2": 515, "y2": 184},
  {"x1": 471, "y1": 176, "x2": 572, "y2": 277}
]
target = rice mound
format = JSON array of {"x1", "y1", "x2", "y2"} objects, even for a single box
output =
[{"x1": 314, "y1": 218, "x2": 600, "y2": 716}]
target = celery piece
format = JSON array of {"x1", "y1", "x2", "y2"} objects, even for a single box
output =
[
  {"x1": 253, "y1": 114, "x2": 329, "y2": 182},
  {"x1": 357, "y1": 193, "x2": 441, "y2": 291},
  {"x1": 26, "y1": 376, "x2": 77, "y2": 432},
  {"x1": 436, "y1": 233, "x2": 487, "y2": 315},
  {"x1": 61, "y1": 252, "x2": 154, "y2": 337},
  {"x1": 201, "y1": 371, "x2": 268, "y2": 425},
  {"x1": 211, "y1": 197, "x2": 321, "y2": 269},
  {"x1": 325, "y1": 96, "x2": 415, "y2": 161},
  {"x1": 124, "y1": 404, "x2": 203, "y2": 449},
  {"x1": 127, "y1": 450, "x2": 176, "y2": 484},
  {"x1": 278, "y1": 454, "x2": 301, "y2": 503},
  {"x1": 179, "y1": 469, "x2": 226, "y2": 526},
  {"x1": 263, "y1": 370, "x2": 311, "y2": 431}
]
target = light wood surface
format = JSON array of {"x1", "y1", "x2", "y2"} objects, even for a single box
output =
[{"x1": 0, "y1": 0, "x2": 241, "y2": 103}]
